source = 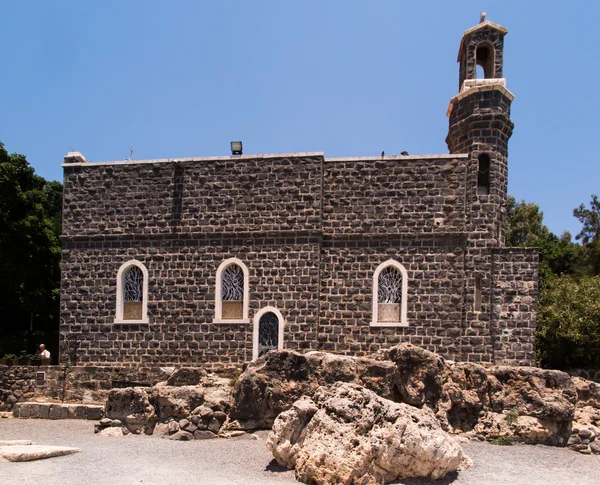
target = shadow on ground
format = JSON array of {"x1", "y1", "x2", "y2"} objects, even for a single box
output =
[
  {"x1": 265, "y1": 459, "x2": 290, "y2": 473},
  {"x1": 392, "y1": 471, "x2": 459, "y2": 485}
]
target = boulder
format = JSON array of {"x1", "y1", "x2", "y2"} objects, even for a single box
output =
[
  {"x1": 149, "y1": 385, "x2": 204, "y2": 421},
  {"x1": 202, "y1": 375, "x2": 234, "y2": 412},
  {"x1": 104, "y1": 387, "x2": 157, "y2": 435},
  {"x1": 166, "y1": 430, "x2": 194, "y2": 441},
  {"x1": 232, "y1": 345, "x2": 583, "y2": 448},
  {"x1": 230, "y1": 350, "x2": 396, "y2": 428},
  {"x1": 267, "y1": 382, "x2": 470, "y2": 485},
  {"x1": 193, "y1": 430, "x2": 218, "y2": 440},
  {"x1": 473, "y1": 412, "x2": 567, "y2": 445},
  {"x1": 99, "y1": 427, "x2": 124, "y2": 437},
  {"x1": 166, "y1": 368, "x2": 207, "y2": 387}
]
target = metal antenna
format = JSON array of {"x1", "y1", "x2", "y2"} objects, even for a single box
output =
[
  {"x1": 129, "y1": 146, "x2": 134, "y2": 159},
  {"x1": 69, "y1": 146, "x2": 74, "y2": 152}
]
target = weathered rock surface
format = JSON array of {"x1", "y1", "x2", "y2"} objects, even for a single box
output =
[
  {"x1": 0, "y1": 445, "x2": 80, "y2": 462},
  {"x1": 233, "y1": 345, "x2": 597, "y2": 452},
  {"x1": 99, "y1": 427, "x2": 124, "y2": 437},
  {"x1": 231, "y1": 350, "x2": 396, "y2": 429},
  {"x1": 99, "y1": 371, "x2": 233, "y2": 440},
  {"x1": 267, "y1": 382, "x2": 471, "y2": 484},
  {"x1": 103, "y1": 387, "x2": 156, "y2": 434},
  {"x1": 166, "y1": 367, "x2": 207, "y2": 387}
]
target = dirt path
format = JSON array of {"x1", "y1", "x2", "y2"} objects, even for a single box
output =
[{"x1": 1, "y1": 419, "x2": 599, "y2": 485}]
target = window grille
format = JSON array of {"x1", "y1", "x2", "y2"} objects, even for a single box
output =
[{"x1": 258, "y1": 312, "x2": 279, "y2": 357}]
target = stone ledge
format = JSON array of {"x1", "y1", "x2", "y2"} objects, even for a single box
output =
[
  {"x1": 13, "y1": 402, "x2": 103, "y2": 420},
  {"x1": 446, "y1": 81, "x2": 515, "y2": 117},
  {"x1": 61, "y1": 152, "x2": 325, "y2": 168}
]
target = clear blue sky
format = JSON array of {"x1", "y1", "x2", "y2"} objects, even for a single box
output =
[{"x1": 1, "y1": 1, "x2": 598, "y2": 238}]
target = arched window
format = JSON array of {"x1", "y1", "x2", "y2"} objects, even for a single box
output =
[
  {"x1": 214, "y1": 258, "x2": 250, "y2": 323},
  {"x1": 477, "y1": 154, "x2": 490, "y2": 195},
  {"x1": 476, "y1": 42, "x2": 495, "y2": 79},
  {"x1": 252, "y1": 307, "x2": 284, "y2": 360},
  {"x1": 115, "y1": 260, "x2": 149, "y2": 324},
  {"x1": 372, "y1": 259, "x2": 408, "y2": 327}
]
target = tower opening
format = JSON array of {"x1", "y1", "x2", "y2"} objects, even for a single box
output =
[
  {"x1": 476, "y1": 43, "x2": 495, "y2": 79},
  {"x1": 477, "y1": 154, "x2": 490, "y2": 195}
]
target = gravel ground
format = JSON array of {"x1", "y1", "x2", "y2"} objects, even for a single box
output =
[{"x1": 1, "y1": 419, "x2": 599, "y2": 485}]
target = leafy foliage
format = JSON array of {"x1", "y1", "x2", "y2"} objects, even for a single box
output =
[
  {"x1": 574, "y1": 195, "x2": 600, "y2": 245},
  {"x1": 536, "y1": 275, "x2": 600, "y2": 369},
  {"x1": 506, "y1": 193, "x2": 600, "y2": 369},
  {"x1": 506, "y1": 195, "x2": 550, "y2": 247},
  {"x1": 0, "y1": 142, "x2": 62, "y2": 355}
]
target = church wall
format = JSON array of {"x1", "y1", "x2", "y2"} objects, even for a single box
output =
[
  {"x1": 322, "y1": 156, "x2": 468, "y2": 235},
  {"x1": 60, "y1": 241, "x2": 320, "y2": 368},
  {"x1": 318, "y1": 241, "x2": 467, "y2": 361}
]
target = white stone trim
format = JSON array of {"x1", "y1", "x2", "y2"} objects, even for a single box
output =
[
  {"x1": 447, "y1": 81, "x2": 515, "y2": 117},
  {"x1": 371, "y1": 259, "x2": 408, "y2": 327},
  {"x1": 325, "y1": 154, "x2": 468, "y2": 162},
  {"x1": 61, "y1": 152, "x2": 324, "y2": 168},
  {"x1": 213, "y1": 257, "x2": 250, "y2": 324},
  {"x1": 252, "y1": 306, "x2": 285, "y2": 360},
  {"x1": 114, "y1": 259, "x2": 149, "y2": 324}
]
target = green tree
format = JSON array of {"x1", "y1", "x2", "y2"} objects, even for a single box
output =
[
  {"x1": 574, "y1": 195, "x2": 600, "y2": 245},
  {"x1": 505, "y1": 195, "x2": 577, "y2": 285},
  {"x1": 506, "y1": 195, "x2": 550, "y2": 247},
  {"x1": 536, "y1": 275, "x2": 600, "y2": 369},
  {"x1": 0, "y1": 142, "x2": 62, "y2": 354}
]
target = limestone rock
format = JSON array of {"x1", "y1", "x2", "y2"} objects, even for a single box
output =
[
  {"x1": 104, "y1": 387, "x2": 156, "y2": 435},
  {"x1": 166, "y1": 367, "x2": 207, "y2": 387},
  {"x1": 99, "y1": 427, "x2": 124, "y2": 437},
  {"x1": 149, "y1": 385, "x2": 204, "y2": 420},
  {"x1": 166, "y1": 430, "x2": 193, "y2": 441},
  {"x1": 153, "y1": 422, "x2": 171, "y2": 437},
  {"x1": 193, "y1": 430, "x2": 218, "y2": 440},
  {"x1": 387, "y1": 345, "x2": 446, "y2": 407},
  {"x1": 230, "y1": 350, "x2": 395, "y2": 428},
  {"x1": 0, "y1": 445, "x2": 80, "y2": 462},
  {"x1": 267, "y1": 382, "x2": 470, "y2": 484},
  {"x1": 473, "y1": 412, "x2": 566, "y2": 445},
  {"x1": 201, "y1": 375, "x2": 234, "y2": 412},
  {"x1": 233, "y1": 345, "x2": 580, "y2": 448}
]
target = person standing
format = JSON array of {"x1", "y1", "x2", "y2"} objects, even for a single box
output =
[{"x1": 39, "y1": 343, "x2": 50, "y2": 360}]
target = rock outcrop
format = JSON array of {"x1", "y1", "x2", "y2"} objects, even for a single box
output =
[
  {"x1": 267, "y1": 382, "x2": 471, "y2": 484},
  {"x1": 98, "y1": 369, "x2": 233, "y2": 440},
  {"x1": 233, "y1": 345, "x2": 599, "y2": 454}
]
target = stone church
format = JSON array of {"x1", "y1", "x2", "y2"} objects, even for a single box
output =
[{"x1": 60, "y1": 18, "x2": 538, "y2": 370}]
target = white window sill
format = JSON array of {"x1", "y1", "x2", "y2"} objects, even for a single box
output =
[
  {"x1": 212, "y1": 318, "x2": 251, "y2": 324},
  {"x1": 370, "y1": 321, "x2": 409, "y2": 327},
  {"x1": 114, "y1": 318, "x2": 149, "y2": 324}
]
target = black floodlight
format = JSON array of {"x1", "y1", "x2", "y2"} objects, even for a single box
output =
[{"x1": 230, "y1": 141, "x2": 243, "y2": 155}]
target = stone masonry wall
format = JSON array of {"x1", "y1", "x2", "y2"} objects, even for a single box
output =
[
  {"x1": 61, "y1": 242, "x2": 320, "y2": 367},
  {"x1": 322, "y1": 156, "x2": 467, "y2": 235},
  {"x1": 491, "y1": 248, "x2": 539, "y2": 366},
  {"x1": 62, "y1": 155, "x2": 322, "y2": 238},
  {"x1": 319, "y1": 240, "x2": 468, "y2": 361},
  {"x1": 60, "y1": 149, "x2": 538, "y2": 368},
  {"x1": 0, "y1": 365, "x2": 179, "y2": 409},
  {"x1": 0, "y1": 366, "x2": 39, "y2": 411}
]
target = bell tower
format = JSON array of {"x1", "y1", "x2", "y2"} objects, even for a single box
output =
[{"x1": 446, "y1": 15, "x2": 514, "y2": 246}]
